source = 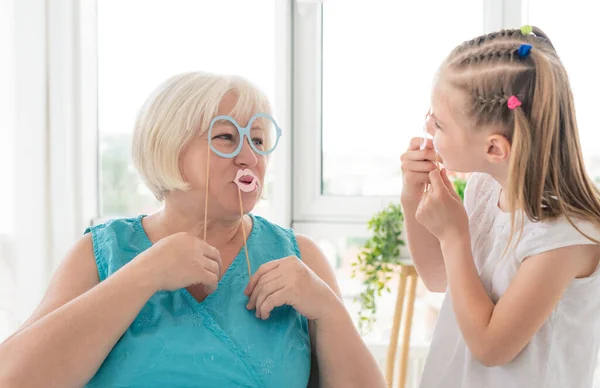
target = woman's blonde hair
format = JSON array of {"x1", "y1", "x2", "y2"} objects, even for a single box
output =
[
  {"x1": 439, "y1": 26, "x2": 600, "y2": 247},
  {"x1": 132, "y1": 71, "x2": 273, "y2": 201}
]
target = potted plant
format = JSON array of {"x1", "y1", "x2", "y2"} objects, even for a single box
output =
[
  {"x1": 351, "y1": 202, "x2": 405, "y2": 333},
  {"x1": 352, "y1": 176, "x2": 467, "y2": 334}
]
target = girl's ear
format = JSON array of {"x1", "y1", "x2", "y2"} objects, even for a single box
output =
[{"x1": 485, "y1": 134, "x2": 511, "y2": 164}]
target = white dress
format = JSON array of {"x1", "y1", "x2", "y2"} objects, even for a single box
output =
[{"x1": 419, "y1": 173, "x2": 600, "y2": 388}]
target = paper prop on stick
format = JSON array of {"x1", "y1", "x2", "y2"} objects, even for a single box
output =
[
  {"x1": 204, "y1": 113, "x2": 282, "y2": 277},
  {"x1": 420, "y1": 109, "x2": 440, "y2": 192}
]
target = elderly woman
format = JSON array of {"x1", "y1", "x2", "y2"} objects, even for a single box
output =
[{"x1": 0, "y1": 72, "x2": 386, "y2": 388}]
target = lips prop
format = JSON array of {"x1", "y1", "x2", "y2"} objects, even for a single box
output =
[{"x1": 234, "y1": 169, "x2": 259, "y2": 193}]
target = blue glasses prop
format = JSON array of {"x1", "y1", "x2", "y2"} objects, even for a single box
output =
[{"x1": 208, "y1": 112, "x2": 282, "y2": 158}]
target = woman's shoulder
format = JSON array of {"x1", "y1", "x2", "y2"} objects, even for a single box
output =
[
  {"x1": 83, "y1": 215, "x2": 146, "y2": 251},
  {"x1": 250, "y1": 213, "x2": 302, "y2": 256},
  {"x1": 251, "y1": 214, "x2": 294, "y2": 238},
  {"x1": 83, "y1": 215, "x2": 149, "y2": 280},
  {"x1": 84, "y1": 215, "x2": 145, "y2": 236}
]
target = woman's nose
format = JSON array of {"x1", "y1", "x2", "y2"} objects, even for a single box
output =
[{"x1": 235, "y1": 139, "x2": 258, "y2": 166}]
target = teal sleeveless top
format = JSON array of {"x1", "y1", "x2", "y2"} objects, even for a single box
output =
[{"x1": 83, "y1": 213, "x2": 311, "y2": 388}]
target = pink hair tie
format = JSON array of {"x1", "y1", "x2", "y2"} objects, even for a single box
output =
[{"x1": 507, "y1": 95, "x2": 522, "y2": 110}]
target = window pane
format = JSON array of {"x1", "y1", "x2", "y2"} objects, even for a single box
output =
[
  {"x1": 321, "y1": 0, "x2": 483, "y2": 196},
  {"x1": 525, "y1": 1, "x2": 600, "y2": 182},
  {"x1": 98, "y1": 0, "x2": 277, "y2": 217}
]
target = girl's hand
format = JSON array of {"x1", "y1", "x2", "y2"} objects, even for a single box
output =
[
  {"x1": 400, "y1": 137, "x2": 440, "y2": 204},
  {"x1": 415, "y1": 168, "x2": 469, "y2": 243}
]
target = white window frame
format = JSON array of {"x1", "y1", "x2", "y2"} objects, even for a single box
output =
[
  {"x1": 291, "y1": 0, "x2": 522, "y2": 225},
  {"x1": 264, "y1": 0, "x2": 294, "y2": 228}
]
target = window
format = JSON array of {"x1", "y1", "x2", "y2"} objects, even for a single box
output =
[
  {"x1": 321, "y1": 0, "x2": 483, "y2": 197},
  {"x1": 97, "y1": 0, "x2": 281, "y2": 220},
  {"x1": 524, "y1": 1, "x2": 600, "y2": 183},
  {"x1": 294, "y1": 0, "x2": 484, "y2": 222}
]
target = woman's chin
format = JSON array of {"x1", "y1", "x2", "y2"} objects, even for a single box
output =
[{"x1": 227, "y1": 194, "x2": 258, "y2": 214}]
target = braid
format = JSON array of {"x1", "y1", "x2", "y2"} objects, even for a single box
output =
[
  {"x1": 447, "y1": 27, "x2": 557, "y2": 63},
  {"x1": 449, "y1": 29, "x2": 524, "y2": 56},
  {"x1": 451, "y1": 42, "x2": 532, "y2": 69},
  {"x1": 473, "y1": 93, "x2": 510, "y2": 107}
]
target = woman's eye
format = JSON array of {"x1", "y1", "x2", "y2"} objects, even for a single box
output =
[
  {"x1": 214, "y1": 134, "x2": 234, "y2": 141},
  {"x1": 434, "y1": 121, "x2": 442, "y2": 130},
  {"x1": 252, "y1": 138, "x2": 264, "y2": 146}
]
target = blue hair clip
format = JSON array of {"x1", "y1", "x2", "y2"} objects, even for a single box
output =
[{"x1": 518, "y1": 44, "x2": 532, "y2": 57}]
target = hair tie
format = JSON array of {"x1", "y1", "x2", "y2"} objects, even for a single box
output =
[
  {"x1": 507, "y1": 95, "x2": 522, "y2": 110},
  {"x1": 520, "y1": 25, "x2": 533, "y2": 35},
  {"x1": 517, "y1": 44, "x2": 532, "y2": 57}
]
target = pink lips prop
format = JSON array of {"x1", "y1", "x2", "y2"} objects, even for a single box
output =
[{"x1": 234, "y1": 169, "x2": 258, "y2": 193}]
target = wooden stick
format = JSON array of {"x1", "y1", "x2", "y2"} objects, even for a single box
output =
[
  {"x1": 397, "y1": 266, "x2": 418, "y2": 388},
  {"x1": 386, "y1": 265, "x2": 410, "y2": 387},
  {"x1": 238, "y1": 188, "x2": 251, "y2": 277},
  {"x1": 204, "y1": 142, "x2": 210, "y2": 242},
  {"x1": 423, "y1": 152, "x2": 440, "y2": 193}
]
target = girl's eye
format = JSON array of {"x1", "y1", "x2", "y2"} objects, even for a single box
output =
[{"x1": 434, "y1": 121, "x2": 442, "y2": 130}]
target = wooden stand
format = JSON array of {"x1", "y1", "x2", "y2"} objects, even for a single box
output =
[{"x1": 386, "y1": 264, "x2": 419, "y2": 388}]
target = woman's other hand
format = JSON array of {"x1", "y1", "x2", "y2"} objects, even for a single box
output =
[{"x1": 244, "y1": 256, "x2": 338, "y2": 320}]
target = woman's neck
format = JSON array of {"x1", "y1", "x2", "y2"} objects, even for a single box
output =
[{"x1": 143, "y1": 203, "x2": 247, "y2": 248}]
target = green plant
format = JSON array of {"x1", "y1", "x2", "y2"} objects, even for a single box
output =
[
  {"x1": 452, "y1": 178, "x2": 467, "y2": 201},
  {"x1": 351, "y1": 202, "x2": 405, "y2": 333}
]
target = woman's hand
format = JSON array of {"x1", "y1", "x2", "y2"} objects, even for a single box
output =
[
  {"x1": 400, "y1": 137, "x2": 440, "y2": 204},
  {"x1": 415, "y1": 168, "x2": 469, "y2": 243},
  {"x1": 137, "y1": 232, "x2": 222, "y2": 293},
  {"x1": 244, "y1": 256, "x2": 337, "y2": 320}
]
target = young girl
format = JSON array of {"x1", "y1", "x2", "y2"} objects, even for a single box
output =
[{"x1": 400, "y1": 26, "x2": 600, "y2": 388}]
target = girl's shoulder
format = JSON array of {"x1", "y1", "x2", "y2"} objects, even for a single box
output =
[{"x1": 515, "y1": 215, "x2": 600, "y2": 262}]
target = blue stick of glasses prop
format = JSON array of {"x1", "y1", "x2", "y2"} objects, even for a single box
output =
[{"x1": 203, "y1": 113, "x2": 283, "y2": 276}]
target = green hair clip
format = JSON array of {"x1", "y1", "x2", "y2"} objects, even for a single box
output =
[{"x1": 520, "y1": 25, "x2": 533, "y2": 35}]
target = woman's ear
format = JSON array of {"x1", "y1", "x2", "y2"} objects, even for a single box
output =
[{"x1": 485, "y1": 134, "x2": 511, "y2": 164}]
